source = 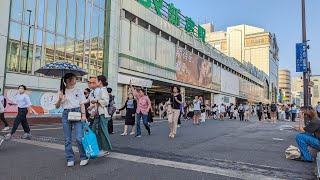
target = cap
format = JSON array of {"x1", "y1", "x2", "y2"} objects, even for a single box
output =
[{"x1": 88, "y1": 78, "x2": 97, "y2": 83}]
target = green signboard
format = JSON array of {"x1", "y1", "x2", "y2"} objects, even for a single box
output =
[{"x1": 136, "y1": 0, "x2": 206, "y2": 42}]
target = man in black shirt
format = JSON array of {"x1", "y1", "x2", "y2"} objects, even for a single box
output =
[{"x1": 296, "y1": 106, "x2": 320, "y2": 162}]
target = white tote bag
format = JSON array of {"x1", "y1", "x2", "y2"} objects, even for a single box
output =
[{"x1": 285, "y1": 145, "x2": 301, "y2": 159}]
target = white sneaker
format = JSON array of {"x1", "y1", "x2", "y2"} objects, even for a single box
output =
[
  {"x1": 130, "y1": 132, "x2": 135, "y2": 135},
  {"x1": 67, "y1": 161, "x2": 74, "y2": 167},
  {"x1": 21, "y1": 133, "x2": 32, "y2": 139},
  {"x1": 80, "y1": 159, "x2": 89, "y2": 166},
  {"x1": 2, "y1": 127, "x2": 9, "y2": 131},
  {"x1": 98, "y1": 150, "x2": 108, "y2": 157},
  {"x1": 4, "y1": 133, "x2": 11, "y2": 140},
  {"x1": 120, "y1": 133, "x2": 127, "y2": 136},
  {"x1": 177, "y1": 124, "x2": 181, "y2": 128},
  {"x1": 0, "y1": 138, "x2": 4, "y2": 146}
]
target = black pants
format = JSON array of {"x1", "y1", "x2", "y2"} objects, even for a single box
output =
[
  {"x1": 229, "y1": 112, "x2": 234, "y2": 119},
  {"x1": 108, "y1": 116, "x2": 113, "y2": 134},
  {"x1": 239, "y1": 112, "x2": 244, "y2": 121},
  {"x1": 258, "y1": 112, "x2": 263, "y2": 121},
  {"x1": 292, "y1": 113, "x2": 297, "y2": 122},
  {"x1": 178, "y1": 112, "x2": 182, "y2": 125},
  {"x1": 0, "y1": 113, "x2": 9, "y2": 127},
  {"x1": 11, "y1": 108, "x2": 30, "y2": 135}
]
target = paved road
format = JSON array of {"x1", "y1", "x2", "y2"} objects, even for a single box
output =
[{"x1": 0, "y1": 117, "x2": 317, "y2": 179}]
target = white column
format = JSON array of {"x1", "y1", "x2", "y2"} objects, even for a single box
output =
[{"x1": 0, "y1": 0, "x2": 10, "y2": 91}]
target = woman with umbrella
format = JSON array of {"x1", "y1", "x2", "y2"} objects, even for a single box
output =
[
  {"x1": 55, "y1": 73, "x2": 88, "y2": 167},
  {"x1": 36, "y1": 62, "x2": 89, "y2": 167}
]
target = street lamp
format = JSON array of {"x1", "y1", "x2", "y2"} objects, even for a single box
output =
[{"x1": 25, "y1": 9, "x2": 32, "y2": 73}]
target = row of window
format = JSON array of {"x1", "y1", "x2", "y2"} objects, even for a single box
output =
[
  {"x1": 124, "y1": 10, "x2": 264, "y2": 90},
  {"x1": 7, "y1": 0, "x2": 106, "y2": 79}
]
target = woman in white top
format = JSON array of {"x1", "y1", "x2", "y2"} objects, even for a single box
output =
[
  {"x1": 90, "y1": 75, "x2": 112, "y2": 156},
  {"x1": 55, "y1": 73, "x2": 88, "y2": 167},
  {"x1": 5, "y1": 85, "x2": 35, "y2": 140}
]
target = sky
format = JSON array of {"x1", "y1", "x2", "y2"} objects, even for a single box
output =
[{"x1": 166, "y1": 0, "x2": 320, "y2": 77}]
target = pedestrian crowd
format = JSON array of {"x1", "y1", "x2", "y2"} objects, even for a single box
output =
[{"x1": 2, "y1": 79, "x2": 320, "y2": 165}]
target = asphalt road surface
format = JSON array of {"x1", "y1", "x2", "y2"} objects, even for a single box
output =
[{"x1": 0, "y1": 117, "x2": 316, "y2": 180}]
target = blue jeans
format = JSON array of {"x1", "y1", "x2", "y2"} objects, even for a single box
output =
[
  {"x1": 136, "y1": 112, "x2": 150, "y2": 136},
  {"x1": 62, "y1": 108, "x2": 87, "y2": 162},
  {"x1": 296, "y1": 133, "x2": 320, "y2": 161}
]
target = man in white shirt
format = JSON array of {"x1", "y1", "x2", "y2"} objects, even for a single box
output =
[
  {"x1": 238, "y1": 104, "x2": 244, "y2": 121},
  {"x1": 0, "y1": 88, "x2": 9, "y2": 131},
  {"x1": 87, "y1": 78, "x2": 100, "y2": 126},
  {"x1": 244, "y1": 103, "x2": 251, "y2": 121}
]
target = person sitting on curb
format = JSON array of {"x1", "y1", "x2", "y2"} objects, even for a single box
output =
[{"x1": 295, "y1": 106, "x2": 320, "y2": 162}]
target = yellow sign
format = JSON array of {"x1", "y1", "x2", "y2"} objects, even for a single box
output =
[{"x1": 245, "y1": 35, "x2": 269, "y2": 47}]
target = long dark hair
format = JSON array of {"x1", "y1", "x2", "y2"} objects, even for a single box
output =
[
  {"x1": 60, "y1": 73, "x2": 76, "y2": 95},
  {"x1": 97, "y1": 75, "x2": 108, "y2": 87}
]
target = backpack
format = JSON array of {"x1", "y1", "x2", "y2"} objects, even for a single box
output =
[
  {"x1": 271, "y1": 104, "x2": 277, "y2": 112},
  {"x1": 108, "y1": 95, "x2": 116, "y2": 116}
]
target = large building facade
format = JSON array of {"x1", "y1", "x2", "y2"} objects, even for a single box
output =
[
  {"x1": 0, "y1": 0, "x2": 272, "y2": 115},
  {"x1": 205, "y1": 24, "x2": 279, "y2": 102},
  {"x1": 279, "y1": 69, "x2": 291, "y2": 103},
  {"x1": 292, "y1": 76, "x2": 320, "y2": 106}
]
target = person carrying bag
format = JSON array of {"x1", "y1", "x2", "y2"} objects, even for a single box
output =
[{"x1": 82, "y1": 121, "x2": 100, "y2": 159}]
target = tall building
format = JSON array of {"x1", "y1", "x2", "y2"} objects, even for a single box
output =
[
  {"x1": 204, "y1": 24, "x2": 279, "y2": 102},
  {"x1": 292, "y1": 76, "x2": 320, "y2": 106},
  {"x1": 291, "y1": 77, "x2": 303, "y2": 106},
  {"x1": 0, "y1": 0, "x2": 271, "y2": 115},
  {"x1": 279, "y1": 69, "x2": 291, "y2": 103}
]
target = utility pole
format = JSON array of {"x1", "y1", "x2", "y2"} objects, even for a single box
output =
[
  {"x1": 25, "y1": 10, "x2": 32, "y2": 73},
  {"x1": 301, "y1": 0, "x2": 309, "y2": 106}
]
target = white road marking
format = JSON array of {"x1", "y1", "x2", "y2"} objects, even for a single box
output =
[
  {"x1": 12, "y1": 139, "x2": 282, "y2": 180},
  {"x1": 11, "y1": 120, "x2": 169, "y2": 132}
]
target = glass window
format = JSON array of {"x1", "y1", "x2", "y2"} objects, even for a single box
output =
[
  {"x1": 7, "y1": 22, "x2": 22, "y2": 72},
  {"x1": 66, "y1": 0, "x2": 76, "y2": 38},
  {"x1": 91, "y1": 6, "x2": 99, "y2": 38},
  {"x1": 10, "y1": 0, "x2": 23, "y2": 22},
  {"x1": 75, "y1": 40, "x2": 84, "y2": 68},
  {"x1": 46, "y1": 0, "x2": 57, "y2": 32},
  {"x1": 57, "y1": 0, "x2": 67, "y2": 35},
  {"x1": 98, "y1": 9, "x2": 105, "y2": 48},
  {"x1": 21, "y1": 25, "x2": 34, "y2": 73},
  {"x1": 55, "y1": 35, "x2": 65, "y2": 57},
  {"x1": 101, "y1": 0, "x2": 106, "y2": 9},
  {"x1": 37, "y1": 0, "x2": 45, "y2": 29},
  {"x1": 93, "y1": 0, "x2": 100, "y2": 7},
  {"x1": 35, "y1": 30, "x2": 43, "y2": 70},
  {"x1": 76, "y1": 0, "x2": 86, "y2": 40},
  {"x1": 24, "y1": 0, "x2": 36, "y2": 25},
  {"x1": 45, "y1": 32, "x2": 55, "y2": 65},
  {"x1": 65, "y1": 38, "x2": 74, "y2": 63},
  {"x1": 85, "y1": 2, "x2": 92, "y2": 41}
]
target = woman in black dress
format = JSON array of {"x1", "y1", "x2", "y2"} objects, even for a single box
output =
[{"x1": 118, "y1": 93, "x2": 137, "y2": 136}]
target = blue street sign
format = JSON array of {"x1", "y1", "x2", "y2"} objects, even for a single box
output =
[{"x1": 296, "y1": 43, "x2": 308, "y2": 72}]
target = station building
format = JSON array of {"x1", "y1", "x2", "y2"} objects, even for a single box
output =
[{"x1": 0, "y1": 0, "x2": 273, "y2": 115}]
